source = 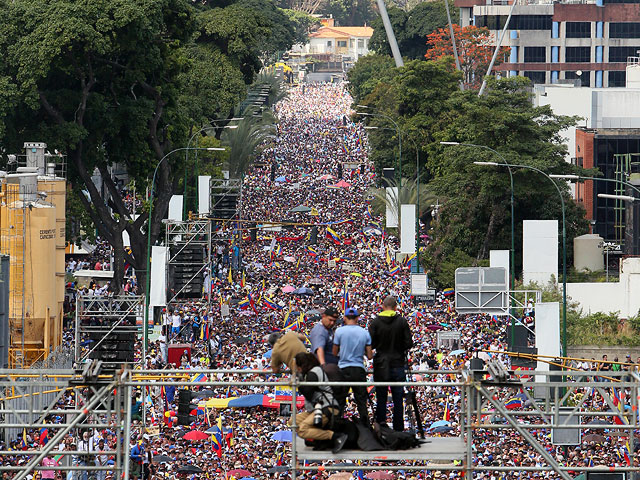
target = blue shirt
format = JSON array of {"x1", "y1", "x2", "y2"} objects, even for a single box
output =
[
  {"x1": 310, "y1": 322, "x2": 338, "y2": 364},
  {"x1": 334, "y1": 324, "x2": 371, "y2": 369}
]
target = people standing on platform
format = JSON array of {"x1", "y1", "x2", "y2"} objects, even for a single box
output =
[
  {"x1": 269, "y1": 331, "x2": 307, "y2": 374},
  {"x1": 333, "y1": 307, "x2": 372, "y2": 426},
  {"x1": 310, "y1": 306, "x2": 340, "y2": 368},
  {"x1": 369, "y1": 296, "x2": 413, "y2": 432}
]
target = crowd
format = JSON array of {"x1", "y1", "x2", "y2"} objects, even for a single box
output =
[{"x1": 7, "y1": 83, "x2": 639, "y2": 480}]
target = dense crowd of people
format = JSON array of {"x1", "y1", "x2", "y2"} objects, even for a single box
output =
[{"x1": 7, "y1": 83, "x2": 639, "y2": 480}]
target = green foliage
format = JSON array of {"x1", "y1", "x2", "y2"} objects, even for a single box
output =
[
  {"x1": 322, "y1": 0, "x2": 376, "y2": 27},
  {"x1": 424, "y1": 248, "x2": 475, "y2": 288},
  {"x1": 346, "y1": 54, "x2": 397, "y2": 105},
  {"x1": 369, "y1": 1, "x2": 457, "y2": 59},
  {"x1": 65, "y1": 186, "x2": 96, "y2": 245},
  {"x1": 282, "y1": 9, "x2": 320, "y2": 45}
]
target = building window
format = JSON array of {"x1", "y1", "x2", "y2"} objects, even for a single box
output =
[
  {"x1": 475, "y1": 15, "x2": 551, "y2": 31},
  {"x1": 523, "y1": 71, "x2": 546, "y2": 84},
  {"x1": 604, "y1": 0, "x2": 640, "y2": 3},
  {"x1": 337, "y1": 40, "x2": 347, "y2": 48},
  {"x1": 565, "y1": 71, "x2": 591, "y2": 87},
  {"x1": 608, "y1": 71, "x2": 626, "y2": 87},
  {"x1": 609, "y1": 46, "x2": 640, "y2": 62},
  {"x1": 524, "y1": 47, "x2": 546, "y2": 63},
  {"x1": 609, "y1": 23, "x2": 640, "y2": 39},
  {"x1": 327, "y1": 41, "x2": 332, "y2": 47},
  {"x1": 565, "y1": 47, "x2": 591, "y2": 63},
  {"x1": 358, "y1": 39, "x2": 364, "y2": 48},
  {"x1": 565, "y1": 22, "x2": 591, "y2": 38}
]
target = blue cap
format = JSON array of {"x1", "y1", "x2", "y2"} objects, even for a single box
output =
[{"x1": 345, "y1": 307, "x2": 359, "y2": 317}]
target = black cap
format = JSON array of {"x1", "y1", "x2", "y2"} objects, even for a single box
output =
[{"x1": 323, "y1": 306, "x2": 340, "y2": 317}]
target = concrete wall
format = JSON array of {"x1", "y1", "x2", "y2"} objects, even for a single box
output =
[
  {"x1": 523, "y1": 220, "x2": 558, "y2": 285},
  {"x1": 568, "y1": 346, "x2": 640, "y2": 362},
  {"x1": 566, "y1": 257, "x2": 640, "y2": 318}
]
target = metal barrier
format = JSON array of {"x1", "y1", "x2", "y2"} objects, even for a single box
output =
[{"x1": 0, "y1": 367, "x2": 639, "y2": 479}]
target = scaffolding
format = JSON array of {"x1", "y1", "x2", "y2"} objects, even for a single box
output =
[
  {"x1": 0, "y1": 365, "x2": 638, "y2": 479},
  {"x1": 74, "y1": 295, "x2": 145, "y2": 364}
]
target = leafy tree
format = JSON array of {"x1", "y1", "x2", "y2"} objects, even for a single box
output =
[
  {"x1": 322, "y1": 0, "x2": 376, "y2": 26},
  {"x1": 425, "y1": 24, "x2": 509, "y2": 89},
  {"x1": 282, "y1": 9, "x2": 321, "y2": 44},
  {"x1": 369, "y1": 1, "x2": 457, "y2": 60},
  {"x1": 0, "y1": 0, "x2": 294, "y2": 291}
]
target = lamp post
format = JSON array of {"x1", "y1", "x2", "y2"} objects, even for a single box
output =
[
  {"x1": 443, "y1": 142, "x2": 516, "y2": 343},
  {"x1": 356, "y1": 108, "x2": 402, "y2": 186},
  {"x1": 367, "y1": 126, "x2": 421, "y2": 267},
  {"x1": 475, "y1": 161, "x2": 568, "y2": 356},
  {"x1": 183, "y1": 121, "x2": 241, "y2": 217},
  {"x1": 144, "y1": 147, "x2": 226, "y2": 359}
]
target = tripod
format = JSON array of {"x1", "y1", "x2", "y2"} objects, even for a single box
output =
[{"x1": 404, "y1": 363, "x2": 425, "y2": 438}]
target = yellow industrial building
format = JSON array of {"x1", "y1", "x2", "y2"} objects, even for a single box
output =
[{"x1": 0, "y1": 142, "x2": 66, "y2": 367}]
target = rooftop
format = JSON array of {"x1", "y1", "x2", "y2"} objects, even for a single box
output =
[{"x1": 310, "y1": 26, "x2": 374, "y2": 39}]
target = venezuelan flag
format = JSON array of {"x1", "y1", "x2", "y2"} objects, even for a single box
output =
[
  {"x1": 306, "y1": 246, "x2": 318, "y2": 256},
  {"x1": 443, "y1": 288, "x2": 455, "y2": 296},
  {"x1": 264, "y1": 298, "x2": 283, "y2": 310},
  {"x1": 388, "y1": 265, "x2": 400, "y2": 276},
  {"x1": 238, "y1": 298, "x2": 250, "y2": 310},
  {"x1": 325, "y1": 227, "x2": 341, "y2": 244}
]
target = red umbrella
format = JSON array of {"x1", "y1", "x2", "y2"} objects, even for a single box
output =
[
  {"x1": 328, "y1": 180, "x2": 351, "y2": 188},
  {"x1": 227, "y1": 470, "x2": 252, "y2": 478},
  {"x1": 182, "y1": 430, "x2": 209, "y2": 441}
]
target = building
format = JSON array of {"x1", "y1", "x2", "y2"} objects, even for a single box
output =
[
  {"x1": 455, "y1": 0, "x2": 640, "y2": 87},
  {"x1": 574, "y1": 127, "x2": 640, "y2": 254},
  {"x1": 301, "y1": 26, "x2": 374, "y2": 61},
  {"x1": 0, "y1": 143, "x2": 66, "y2": 367}
]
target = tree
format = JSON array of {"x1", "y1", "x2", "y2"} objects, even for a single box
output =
[
  {"x1": 369, "y1": 1, "x2": 457, "y2": 60},
  {"x1": 0, "y1": 0, "x2": 294, "y2": 292},
  {"x1": 346, "y1": 54, "x2": 397, "y2": 105},
  {"x1": 424, "y1": 77, "x2": 588, "y2": 286},
  {"x1": 282, "y1": 9, "x2": 321, "y2": 44},
  {"x1": 425, "y1": 25, "x2": 509, "y2": 89},
  {"x1": 322, "y1": 0, "x2": 376, "y2": 26}
]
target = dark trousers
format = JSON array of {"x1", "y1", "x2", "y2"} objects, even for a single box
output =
[
  {"x1": 375, "y1": 366, "x2": 406, "y2": 432},
  {"x1": 340, "y1": 366, "x2": 369, "y2": 425}
]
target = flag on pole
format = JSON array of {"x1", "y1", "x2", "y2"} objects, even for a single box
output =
[
  {"x1": 240, "y1": 271, "x2": 246, "y2": 288},
  {"x1": 443, "y1": 402, "x2": 450, "y2": 422},
  {"x1": 326, "y1": 227, "x2": 341, "y2": 244},
  {"x1": 228, "y1": 268, "x2": 233, "y2": 284}
]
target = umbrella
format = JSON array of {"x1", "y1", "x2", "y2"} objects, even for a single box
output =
[
  {"x1": 234, "y1": 336, "x2": 252, "y2": 345},
  {"x1": 306, "y1": 309, "x2": 321, "y2": 315},
  {"x1": 328, "y1": 474, "x2": 352, "y2": 480},
  {"x1": 263, "y1": 349, "x2": 272, "y2": 359},
  {"x1": 227, "y1": 470, "x2": 252, "y2": 478},
  {"x1": 449, "y1": 349, "x2": 465, "y2": 356},
  {"x1": 362, "y1": 226, "x2": 382, "y2": 236},
  {"x1": 432, "y1": 426, "x2": 453, "y2": 433},
  {"x1": 275, "y1": 176, "x2": 286, "y2": 182},
  {"x1": 282, "y1": 285, "x2": 295, "y2": 293},
  {"x1": 193, "y1": 390, "x2": 216, "y2": 398},
  {"x1": 308, "y1": 278, "x2": 323, "y2": 285},
  {"x1": 183, "y1": 430, "x2": 209, "y2": 441},
  {"x1": 284, "y1": 256, "x2": 297, "y2": 263},
  {"x1": 328, "y1": 180, "x2": 351, "y2": 188},
  {"x1": 587, "y1": 419, "x2": 609, "y2": 426},
  {"x1": 293, "y1": 287, "x2": 314, "y2": 296},
  {"x1": 317, "y1": 174, "x2": 335, "y2": 180},
  {"x1": 153, "y1": 455, "x2": 173, "y2": 463},
  {"x1": 177, "y1": 465, "x2": 204, "y2": 474},
  {"x1": 267, "y1": 467, "x2": 289, "y2": 473},
  {"x1": 429, "y1": 420, "x2": 451, "y2": 429},
  {"x1": 366, "y1": 472, "x2": 395, "y2": 480},
  {"x1": 350, "y1": 272, "x2": 363, "y2": 277},
  {"x1": 426, "y1": 324, "x2": 443, "y2": 331},
  {"x1": 290, "y1": 205, "x2": 312, "y2": 213},
  {"x1": 583, "y1": 433, "x2": 605, "y2": 443},
  {"x1": 271, "y1": 430, "x2": 293, "y2": 442}
]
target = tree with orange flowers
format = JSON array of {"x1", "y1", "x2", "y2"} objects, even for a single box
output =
[{"x1": 425, "y1": 25, "x2": 510, "y2": 89}]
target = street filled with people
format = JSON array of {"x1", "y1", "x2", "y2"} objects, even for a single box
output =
[{"x1": 6, "y1": 83, "x2": 640, "y2": 480}]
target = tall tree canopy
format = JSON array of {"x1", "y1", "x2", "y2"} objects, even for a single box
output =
[
  {"x1": 348, "y1": 59, "x2": 588, "y2": 286},
  {"x1": 0, "y1": 0, "x2": 295, "y2": 291}
]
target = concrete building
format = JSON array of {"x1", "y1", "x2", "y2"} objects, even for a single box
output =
[
  {"x1": 298, "y1": 26, "x2": 373, "y2": 61},
  {"x1": 455, "y1": 0, "x2": 640, "y2": 87}
]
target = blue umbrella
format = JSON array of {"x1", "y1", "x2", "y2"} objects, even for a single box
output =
[
  {"x1": 449, "y1": 349, "x2": 465, "y2": 356},
  {"x1": 432, "y1": 426, "x2": 453, "y2": 433},
  {"x1": 263, "y1": 349, "x2": 272, "y2": 359},
  {"x1": 293, "y1": 287, "x2": 314, "y2": 296},
  {"x1": 275, "y1": 176, "x2": 286, "y2": 182},
  {"x1": 271, "y1": 430, "x2": 293, "y2": 442},
  {"x1": 240, "y1": 478, "x2": 258, "y2": 480},
  {"x1": 429, "y1": 420, "x2": 451, "y2": 429}
]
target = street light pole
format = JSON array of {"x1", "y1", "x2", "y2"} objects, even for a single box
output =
[
  {"x1": 441, "y1": 142, "x2": 517, "y2": 343},
  {"x1": 476, "y1": 161, "x2": 568, "y2": 356},
  {"x1": 143, "y1": 147, "x2": 226, "y2": 360},
  {"x1": 183, "y1": 120, "x2": 241, "y2": 218},
  {"x1": 356, "y1": 109, "x2": 402, "y2": 186}
]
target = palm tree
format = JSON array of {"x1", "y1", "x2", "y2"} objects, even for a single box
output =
[
  {"x1": 221, "y1": 106, "x2": 276, "y2": 178},
  {"x1": 368, "y1": 178, "x2": 437, "y2": 234}
]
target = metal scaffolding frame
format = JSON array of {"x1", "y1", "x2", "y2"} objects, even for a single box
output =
[
  {"x1": 165, "y1": 220, "x2": 213, "y2": 314},
  {"x1": 0, "y1": 366, "x2": 639, "y2": 479},
  {"x1": 74, "y1": 295, "x2": 145, "y2": 364}
]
